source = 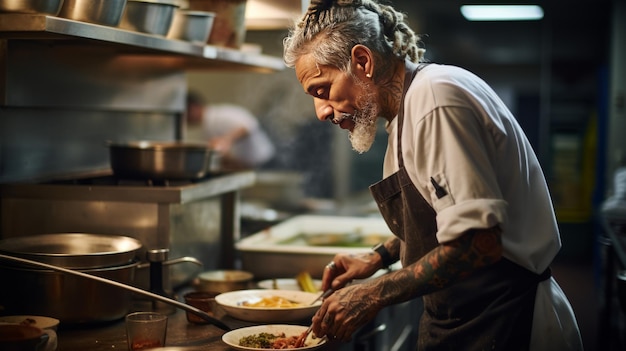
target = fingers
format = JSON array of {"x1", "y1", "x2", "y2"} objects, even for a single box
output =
[{"x1": 321, "y1": 260, "x2": 339, "y2": 291}]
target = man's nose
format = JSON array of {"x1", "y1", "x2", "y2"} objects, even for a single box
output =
[{"x1": 313, "y1": 98, "x2": 333, "y2": 122}]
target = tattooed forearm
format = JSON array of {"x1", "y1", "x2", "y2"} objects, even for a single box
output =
[{"x1": 376, "y1": 226, "x2": 502, "y2": 306}]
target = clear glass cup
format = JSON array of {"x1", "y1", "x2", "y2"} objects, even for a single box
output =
[{"x1": 125, "y1": 311, "x2": 168, "y2": 351}]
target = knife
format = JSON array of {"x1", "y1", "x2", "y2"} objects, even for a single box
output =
[{"x1": 309, "y1": 288, "x2": 334, "y2": 305}]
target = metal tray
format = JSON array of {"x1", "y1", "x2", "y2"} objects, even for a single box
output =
[{"x1": 236, "y1": 215, "x2": 393, "y2": 279}]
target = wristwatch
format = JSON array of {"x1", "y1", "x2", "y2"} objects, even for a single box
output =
[{"x1": 372, "y1": 242, "x2": 395, "y2": 268}]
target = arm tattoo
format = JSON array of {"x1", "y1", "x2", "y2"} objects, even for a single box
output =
[{"x1": 377, "y1": 226, "x2": 502, "y2": 306}]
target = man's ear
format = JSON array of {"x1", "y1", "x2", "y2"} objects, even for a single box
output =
[{"x1": 351, "y1": 44, "x2": 374, "y2": 79}]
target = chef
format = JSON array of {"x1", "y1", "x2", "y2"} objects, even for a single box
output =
[{"x1": 282, "y1": 0, "x2": 584, "y2": 350}]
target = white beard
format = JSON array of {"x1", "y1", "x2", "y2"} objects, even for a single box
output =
[{"x1": 348, "y1": 80, "x2": 379, "y2": 154}]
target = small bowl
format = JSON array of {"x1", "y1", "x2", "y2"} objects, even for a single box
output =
[
  {"x1": 215, "y1": 289, "x2": 321, "y2": 323},
  {"x1": 119, "y1": 0, "x2": 179, "y2": 36},
  {"x1": 57, "y1": 0, "x2": 127, "y2": 26},
  {"x1": 0, "y1": 0, "x2": 64, "y2": 15},
  {"x1": 166, "y1": 9, "x2": 215, "y2": 44},
  {"x1": 195, "y1": 270, "x2": 254, "y2": 293},
  {"x1": 183, "y1": 291, "x2": 220, "y2": 324}
]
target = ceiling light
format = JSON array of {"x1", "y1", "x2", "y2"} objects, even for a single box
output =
[{"x1": 460, "y1": 5, "x2": 544, "y2": 21}]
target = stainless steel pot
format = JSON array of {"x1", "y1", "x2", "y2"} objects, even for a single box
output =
[
  {"x1": 108, "y1": 141, "x2": 217, "y2": 180},
  {"x1": 0, "y1": 0, "x2": 64, "y2": 15},
  {"x1": 0, "y1": 233, "x2": 142, "y2": 269},
  {"x1": 58, "y1": 0, "x2": 128, "y2": 26},
  {"x1": 0, "y1": 261, "x2": 138, "y2": 325},
  {"x1": 0, "y1": 254, "x2": 231, "y2": 330}
]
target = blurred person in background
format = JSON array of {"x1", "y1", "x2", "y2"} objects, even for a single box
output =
[
  {"x1": 185, "y1": 91, "x2": 275, "y2": 170},
  {"x1": 283, "y1": 0, "x2": 583, "y2": 350}
]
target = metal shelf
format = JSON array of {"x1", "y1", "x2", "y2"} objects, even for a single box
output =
[{"x1": 0, "y1": 14, "x2": 285, "y2": 72}]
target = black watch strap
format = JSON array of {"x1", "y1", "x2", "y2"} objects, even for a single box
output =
[{"x1": 372, "y1": 243, "x2": 395, "y2": 268}]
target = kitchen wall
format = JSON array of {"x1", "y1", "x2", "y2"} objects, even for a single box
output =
[{"x1": 0, "y1": 41, "x2": 185, "y2": 183}]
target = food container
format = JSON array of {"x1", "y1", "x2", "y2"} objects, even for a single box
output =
[
  {"x1": 57, "y1": 0, "x2": 127, "y2": 26},
  {"x1": 187, "y1": 0, "x2": 246, "y2": 48},
  {"x1": 194, "y1": 270, "x2": 253, "y2": 293},
  {"x1": 119, "y1": 0, "x2": 179, "y2": 36},
  {"x1": 0, "y1": 0, "x2": 64, "y2": 15},
  {"x1": 166, "y1": 9, "x2": 215, "y2": 44},
  {"x1": 108, "y1": 141, "x2": 217, "y2": 180},
  {"x1": 0, "y1": 233, "x2": 142, "y2": 269},
  {"x1": 236, "y1": 215, "x2": 393, "y2": 279},
  {"x1": 183, "y1": 291, "x2": 219, "y2": 323}
]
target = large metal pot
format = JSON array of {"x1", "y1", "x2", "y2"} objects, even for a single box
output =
[
  {"x1": 0, "y1": 233, "x2": 142, "y2": 269},
  {"x1": 0, "y1": 261, "x2": 138, "y2": 325},
  {"x1": 108, "y1": 141, "x2": 217, "y2": 180}
]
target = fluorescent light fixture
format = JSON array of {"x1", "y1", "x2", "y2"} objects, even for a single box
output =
[{"x1": 460, "y1": 5, "x2": 544, "y2": 21}]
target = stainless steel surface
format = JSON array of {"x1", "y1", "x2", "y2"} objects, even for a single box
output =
[
  {"x1": 0, "y1": 0, "x2": 63, "y2": 15},
  {"x1": 0, "y1": 253, "x2": 232, "y2": 331},
  {"x1": 58, "y1": 0, "x2": 127, "y2": 26},
  {"x1": 1, "y1": 171, "x2": 255, "y2": 203},
  {"x1": 166, "y1": 9, "x2": 215, "y2": 44},
  {"x1": 1, "y1": 171, "x2": 256, "y2": 288},
  {"x1": 0, "y1": 257, "x2": 138, "y2": 324},
  {"x1": 0, "y1": 233, "x2": 142, "y2": 269},
  {"x1": 108, "y1": 141, "x2": 216, "y2": 180},
  {"x1": 0, "y1": 14, "x2": 285, "y2": 70},
  {"x1": 236, "y1": 215, "x2": 392, "y2": 279},
  {"x1": 119, "y1": 0, "x2": 179, "y2": 36}
]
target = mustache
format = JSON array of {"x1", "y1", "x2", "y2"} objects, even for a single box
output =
[{"x1": 331, "y1": 113, "x2": 353, "y2": 124}]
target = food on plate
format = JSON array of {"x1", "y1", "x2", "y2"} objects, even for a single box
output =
[
  {"x1": 242, "y1": 296, "x2": 304, "y2": 308},
  {"x1": 296, "y1": 271, "x2": 318, "y2": 293},
  {"x1": 18, "y1": 318, "x2": 37, "y2": 326},
  {"x1": 239, "y1": 330, "x2": 321, "y2": 349}
]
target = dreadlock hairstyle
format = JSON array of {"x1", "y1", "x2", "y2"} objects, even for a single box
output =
[{"x1": 283, "y1": 0, "x2": 424, "y2": 74}]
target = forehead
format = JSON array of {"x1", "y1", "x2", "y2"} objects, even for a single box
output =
[{"x1": 295, "y1": 54, "x2": 322, "y2": 86}]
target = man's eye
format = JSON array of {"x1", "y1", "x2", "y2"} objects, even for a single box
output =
[{"x1": 314, "y1": 87, "x2": 327, "y2": 98}]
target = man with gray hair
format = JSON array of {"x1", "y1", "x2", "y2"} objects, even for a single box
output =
[{"x1": 283, "y1": 0, "x2": 583, "y2": 349}]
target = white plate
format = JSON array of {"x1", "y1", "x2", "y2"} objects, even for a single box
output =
[
  {"x1": 0, "y1": 315, "x2": 60, "y2": 330},
  {"x1": 257, "y1": 278, "x2": 322, "y2": 292},
  {"x1": 222, "y1": 324, "x2": 326, "y2": 351},
  {"x1": 215, "y1": 289, "x2": 320, "y2": 323}
]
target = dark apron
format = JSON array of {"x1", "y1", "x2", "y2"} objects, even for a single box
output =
[{"x1": 369, "y1": 62, "x2": 550, "y2": 351}]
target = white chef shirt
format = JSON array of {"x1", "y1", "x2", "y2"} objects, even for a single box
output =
[
  {"x1": 382, "y1": 63, "x2": 583, "y2": 350},
  {"x1": 187, "y1": 104, "x2": 275, "y2": 167}
]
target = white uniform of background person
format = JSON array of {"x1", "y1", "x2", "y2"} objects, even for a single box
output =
[
  {"x1": 382, "y1": 64, "x2": 583, "y2": 350},
  {"x1": 187, "y1": 103, "x2": 275, "y2": 168}
]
